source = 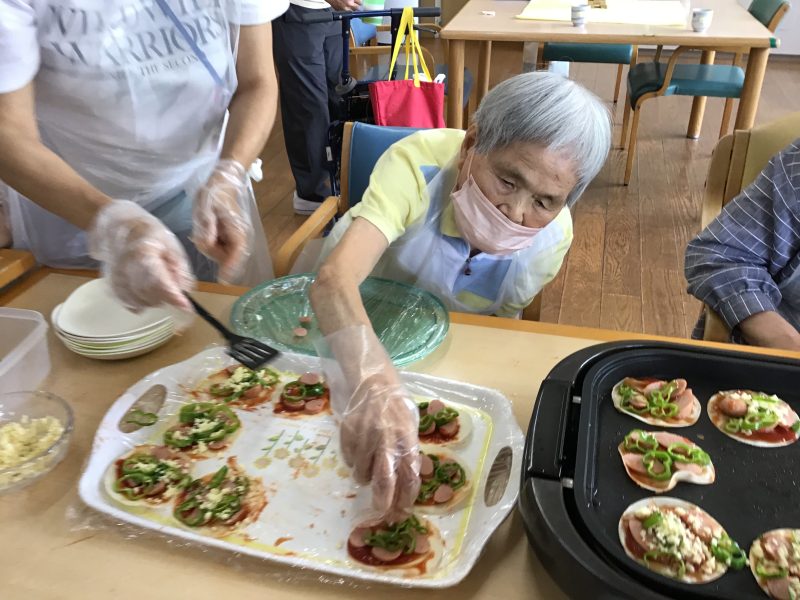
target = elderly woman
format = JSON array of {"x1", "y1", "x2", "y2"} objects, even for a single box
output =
[{"x1": 309, "y1": 72, "x2": 611, "y2": 522}]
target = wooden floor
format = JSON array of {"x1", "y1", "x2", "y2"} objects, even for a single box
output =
[{"x1": 254, "y1": 43, "x2": 800, "y2": 339}]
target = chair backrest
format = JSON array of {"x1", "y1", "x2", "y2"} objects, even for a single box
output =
[
  {"x1": 702, "y1": 111, "x2": 800, "y2": 229},
  {"x1": 340, "y1": 121, "x2": 421, "y2": 211},
  {"x1": 350, "y1": 18, "x2": 377, "y2": 48},
  {"x1": 748, "y1": 0, "x2": 790, "y2": 31}
]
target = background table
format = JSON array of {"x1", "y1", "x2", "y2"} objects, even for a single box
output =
[
  {"x1": 441, "y1": 0, "x2": 776, "y2": 134},
  {"x1": 2, "y1": 270, "x2": 798, "y2": 599}
]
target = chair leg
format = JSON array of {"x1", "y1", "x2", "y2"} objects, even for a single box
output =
[
  {"x1": 624, "y1": 105, "x2": 641, "y2": 186},
  {"x1": 620, "y1": 94, "x2": 632, "y2": 149},
  {"x1": 613, "y1": 64, "x2": 623, "y2": 104},
  {"x1": 536, "y1": 43, "x2": 546, "y2": 70},
  {"x1": 719, "y1": 97, "x2": 735, "y2": 139}
]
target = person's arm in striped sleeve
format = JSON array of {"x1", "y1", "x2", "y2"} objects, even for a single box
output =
[{"x1": 685, "y1": 140, "x2": 800, "y2": 350}]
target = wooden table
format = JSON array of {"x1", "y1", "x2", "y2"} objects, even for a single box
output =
[
  {"x1": 441, "y1": 0, "x2": 776, "y2": 136},
  {"x1": 2, "y1": 270, "x2": 799, "y2": 600}
]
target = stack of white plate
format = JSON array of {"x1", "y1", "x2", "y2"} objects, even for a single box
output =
[{"x1": 51, "y1": 279, "x2": 179, "y2": 360}]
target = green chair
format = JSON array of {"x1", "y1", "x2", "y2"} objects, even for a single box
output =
[
  {"x1": 537, "y1": 43, "x2": 637, "y2": 104},
  {"x1": 621, "y1": 0, "x2": 790, "y2": 185}
]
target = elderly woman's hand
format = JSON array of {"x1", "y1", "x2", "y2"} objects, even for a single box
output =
[
  {"x1": 89, "y1": 200, "x2": 194, "y2": 312},
  {"x1": 318, "y1": 325, "x2": 421, "y2": 523},
  {"x1": 192, "y1": 160, "x2": 253, "y2": 284}
]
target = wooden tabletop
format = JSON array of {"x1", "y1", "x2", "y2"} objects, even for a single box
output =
[
  {"x1": 2, "y1": 270, "x2": 799, "y2": 600},
  {"x1": 440, "y1": 0, "x2": 776, "y2": 47}
]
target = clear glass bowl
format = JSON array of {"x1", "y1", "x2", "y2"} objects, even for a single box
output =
[{"x1": 0, "y1": 391, "x2": 73, "y2": 493}]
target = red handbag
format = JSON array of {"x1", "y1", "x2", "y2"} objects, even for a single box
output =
[{"x1": 368, "y1": 7, "x2": 445, "y2": 129}]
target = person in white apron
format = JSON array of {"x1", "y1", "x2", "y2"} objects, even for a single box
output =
[
  {"x1": 0, "y1": 0, "x2": 287, "y2": 310},
  {"x1": 306, "y1": 72, "x2": 612, "y2": 521}
]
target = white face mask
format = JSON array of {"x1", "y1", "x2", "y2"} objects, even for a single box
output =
[{"x1": 450, "y1": 152, "x2": 542, "y2": 255}]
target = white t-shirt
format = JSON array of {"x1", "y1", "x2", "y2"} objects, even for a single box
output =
[
  {"x1": 0, "y1": 0, "x2": 289, "y2": 200},
  {"x1": 290, "y1": 1, "x2": 329, "y2": 8}
]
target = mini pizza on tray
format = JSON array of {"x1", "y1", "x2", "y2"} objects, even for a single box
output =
[
  {"x1": 347, "y1": 515, "x2": 443, "y2": 573},
  {"x1": 107, "y1": 445, "x2": 191, "y2": 506},
  {"x1": 273, "y1": 372, "x2": 331, "y2": 417},
  {"x1": 750, "y1": 528, "x2": 800, "y2": 600},
  {"x1": 193, "y1": 365, "x2": 280, "y2": 409},
  {"x1": 618, "y1": 429, "x2": 715, "y2": 493},
  {"x1": 619, "y1": 497, "x2": 746, "y2": 584},
  {"x1": 416, "y1": 448, "x2": 472, "y2": 512},
  {"x1": 708, "y1": 390, "x2": 800, "y2": 447},
  {"x1": 417, "y1": 399, "x2": 472, "y2": 445},
  {"x1": 163, "y1": 402, "x2": 241, "y2": 457},
  {"x1": 173, "y1": 457, "x2": 266, "y2": 538},
  {"x1": 612, "y1": 377, "x2": 700, "y2": 427}
]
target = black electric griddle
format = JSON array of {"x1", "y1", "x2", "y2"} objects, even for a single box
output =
[{"x1": 519, "y1": 341, "x2": 800, "y2": 600}]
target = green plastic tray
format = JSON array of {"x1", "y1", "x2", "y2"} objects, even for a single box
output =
[{"x1": 229, "y1": 274, "x2": 449, "y2": 367}]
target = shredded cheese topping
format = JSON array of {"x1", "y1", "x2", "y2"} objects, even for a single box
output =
[{"x1": 0, "y1": 416, "x2": 65, "y2": 487}]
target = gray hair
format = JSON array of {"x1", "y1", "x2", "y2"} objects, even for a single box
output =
[{"x1": 473, "y1": 71, "x2": 612, "y2": 206}]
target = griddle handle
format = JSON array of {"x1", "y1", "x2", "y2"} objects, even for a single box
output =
[{"x1": 525, "y1": 379, "x2": 572, "y2": 480}]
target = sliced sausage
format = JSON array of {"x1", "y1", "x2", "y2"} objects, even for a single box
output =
[
  {"x1": 674, "y1": 379, "x2": 688, "y2": 394},
  {"x1": 674, "y1": 461, "x2": 705, "y2": 476},
  {"x1": 420, "y1": 454, "x2": 435, "y2": 479},
  {"x1": 293, "y1": 327, "x2": 308, "y2": 338},
  {"x1": 371, "y1": 546, "x2": 403, "y2": 562},
  {"x1": 764, "y1": 533, "x2": 792, "y2": 561},
  {"x1": 152, "y1": 446, "x2": 174, "y2": 460},
  {"x1": 623, "y1": 378, "x2": 654, "y2": 393},
  {"x1": 244, "y1": 384, "x2": 264, "y2": 399},
  {"x1": 766, "y1": 577, "x2": 792, "y2": 600},
  {"x1": 299, "y1": 372, "x2": 321, "y2": 385},
  {"x1": 299, "y1": 315, "x2": 313, "y2": 325},
  {"x1": 629, "y1": 394, "x2": 648, "y2": 410},
  {"x1": 208, "y1": 441, "x2": 227, "y2": 451},
  {"x1": 282, "y1": 398, "x2": 306, "y2": 412},
  {"x1": 620, "y1": 453, "x2": 648, "y2": 476},
  {"x1": 674, "y1": 389, "x2": 697, "y2": 420},
  {"x1": 221, "y1": 508, "x2": 248, "y2": 526},
  {"x1": 427, "y1": 400, "x2": 446, "y2": 415},
  {"x1": 439, "y1": 421, "x2": 459, "y2": 438},
  {"x1": 653, "y1": 431, "x2": 691, "y2": 448},
  {"x1": 628, "y1": 517, "x2": 653, "y2": 552},
  {"x1": 718, "y1": 394, "x2": 748, "y2": 418},
  {"x1": 680, "y1": 509, "x2": 720, "y2": 543},
  {"x1": 226, "y1": 365, "x2": 239, "y2": 375},
  {"x1": 142, "y1": 480, "x2": 168, "y2": 497},
  {"x1": 643, "y1": 380, "x2": 666, "y2": 395},
  {"x1": 304, "y1": 399, "x2": 326, "y2": 414},
  {"x1": 349, "y1": 527, "x2": 370, "y2": 548},
  {"x1": 414, "y1": 533, "x2": 430, "y2": 555},
  {"x1": 420, "y1": 421, "x2": 436, "y2": 436},
  {"x1": 433, "y1": 484, "x2": 454, "y2": 504}
]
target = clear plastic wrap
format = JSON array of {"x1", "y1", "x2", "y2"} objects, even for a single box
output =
[
  {"x1": 229, "y1": 274, "x2": 449, "y2": 367},
  {"x1": 73, "y1": 346, "x2": 523, "y2": 588}
]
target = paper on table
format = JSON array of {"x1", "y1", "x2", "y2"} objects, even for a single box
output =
[{"x1": 516, "y1": 0, "x2": 687, "y2": 27}]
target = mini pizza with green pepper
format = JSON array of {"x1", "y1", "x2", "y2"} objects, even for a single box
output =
[
  {"x1": 619, "y1": 497, "x2": 746, "y2": 584},
  {"x1": 708, "y1": 390, "x2": 800, "y2": 447},
  {"x1": 274, "y1": 372, "x2": 330, "y2": 417},
  {"x1": 347, "y1": 515, "x2": 442, "y2": 571},
  {"x1": 173, "y1": 457, "x2": 266, "y2": 537},
  {"x1": 417, "y1": 399, "x2": 472, "y2": 445},
  {"x1": 194, "y1": 365, "x2": 280, "y2": 409},
  {"x1": 416, "y1": 449, "x2": 471, "y2": 511},
  {"x1": 749, "y1": 529, "x2": 800, "y2": 599},
  {"x1": 612, "y1": 377, "x2": 700, "y2": 427},
  {"x1": 163, "y1": 402, "x2": 241, "y2": 457},
  {"x1": 107, "y1": 445, "x2": 191, "y2": 506},
  {"x1": 618, "y1": 429, "x2": 715, "y2": 493}
]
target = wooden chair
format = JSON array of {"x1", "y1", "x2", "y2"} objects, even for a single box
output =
[
  {"x1": 0, "y1": 249, "x2": 36, "y2": 292},
  {"x1": 274, "y1": 121, "x2": 544, "y2": 321},
  {"x1": 621, "y1": 0, "x2": 790, "y2": 185},
  {"x1": 699, "y1": 111, "x2": 800, "y2": 342}
]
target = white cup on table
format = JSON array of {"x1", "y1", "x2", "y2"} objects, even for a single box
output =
[
  {"x1": 571, "y1": 4, "x2": 589, "y2": 26},
  {"x1": 691, "y1": 8, "x2": 713, "y2": 32}
]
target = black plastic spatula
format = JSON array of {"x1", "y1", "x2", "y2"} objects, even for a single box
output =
[{"x1": 185, "y1": 293, "x2": 280, "y2": 369}]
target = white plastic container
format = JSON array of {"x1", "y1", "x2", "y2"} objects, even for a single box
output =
[{"x1": 0, "y1": 308, "x2": 51, "y2": 395}]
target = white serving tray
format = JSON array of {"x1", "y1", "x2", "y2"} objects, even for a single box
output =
[{"x1": 78, "y1": 347, "x2": 523, "y2": 588}]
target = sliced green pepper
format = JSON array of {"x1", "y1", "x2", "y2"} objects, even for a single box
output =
[
  {"x1": 642, "y1": 450, "x2": 673, "y2": 481},
  {"x1": 418, "y1": 414, "x2": 435, "y2": 433},
  {"x1": 124, "y1": 409, "x2": 158, "y2": 426},
  {"x1": 209, "y1": 466, "x2": 228, "y2": 489},
  {"x1": 642, "y1": 511, "x2": 662, "y2": 529},
  {"x1": 643, "y1": 550, "x2": 685, "y2": 578},
  {"x1": 756, "y1": 562, "x2": 788, "y2": 579},
  {"x1": 432, "y1": 407, "x2": 458, "y2": 426}
]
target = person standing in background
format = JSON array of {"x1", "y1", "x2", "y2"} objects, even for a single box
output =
[{"x1": 273, "y1": 0, "x2": 362, "y2": 216}]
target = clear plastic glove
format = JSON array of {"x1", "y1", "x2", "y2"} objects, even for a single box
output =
[
  {"x1": 192, "y1": 160, "x2": 252, "y2": 284},
  {"x1": 316, "y1": 325, "x2": 420, "y2": 523},
  {"x1": 89, "y1": 200, "x2": 194, "y2": 312}
]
